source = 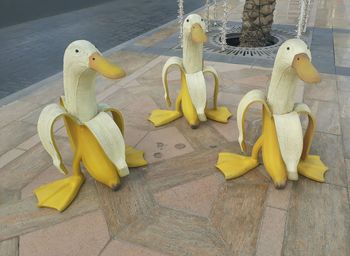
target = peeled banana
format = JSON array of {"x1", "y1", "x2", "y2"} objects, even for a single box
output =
[
  {"x1": 148, "y1": 14, "x2": 231, "y2": 128},
  {"x1": 35, "y1": 40, "x2": 147, "y2": 212},
  {"x1": 216, "y1": 39, "x2": 328, "y2": 188}
]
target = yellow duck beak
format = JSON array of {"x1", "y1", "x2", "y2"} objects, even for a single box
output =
[
  {"x1": 292, "y1": 53, "x2": 321, "y2": 84},
  {"x1": 89, "y1": 53, "x2": 126, "y2": 79},
  {"x1": 191, "y1": 23, "x2": 207, "y2": 44}
]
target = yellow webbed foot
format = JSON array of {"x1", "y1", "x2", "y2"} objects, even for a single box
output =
[
  {"x1": 205, "y1": 106, "x2": 232, "y2": 123},
  {"x1": 148, "y1": 109, "x2": 182, "y2": 127},
  {"x1": 298, "y1": 155, "x2": 328, "y2": 182},
  {"x1": 126, "y1": 146, "x2": 147, "y2": 167},
  {"x1": 34, "y1": 175, "x2": 85, "y2": 212},
  {"x1": 216, "y1": 152, "x2": 259, "y2": 180}
]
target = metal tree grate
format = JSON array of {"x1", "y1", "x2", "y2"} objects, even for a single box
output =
[{"x1": 174, "y1": 22, "x2": 305, "y2": 60}]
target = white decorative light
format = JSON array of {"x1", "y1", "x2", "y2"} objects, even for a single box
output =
[
  {"x1": 303, "y1": 0, "x2": 312, "y2": 33},
  {"x1": 213, "y1": 0, "x2": 218, "y2": 26},
  {"x1": 297, "y1": 0, "x2": 309, "y2": 38},
  {"x1": 178, "y1": 0, "x2": 184, "y2": 47},
  {"x1": 205, "y1": 0, "x2": 210, "y2": 32},
  {"x1": 220, "y1": 0, "x2": 228, "y2": 51}
]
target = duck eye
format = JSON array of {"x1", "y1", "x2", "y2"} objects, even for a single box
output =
[
  {"x1": 287, "y1": 47, "x2": 290, "y2": 50},
  {"x1": 75, "y1": 49, "x2": 79, "y2": 53},
  {"x1": 186, "y1": 19, "x2": 189, "y2": 22},
  {"x1": 201, "y1": 18, "x2": 203, "y2": 21}
]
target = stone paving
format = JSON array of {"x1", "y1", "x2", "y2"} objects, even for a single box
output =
[{"x1": 1, "y1": 0, "x2": 350, "y2": 255}]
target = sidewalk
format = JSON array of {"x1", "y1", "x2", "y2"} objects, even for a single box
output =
[{"x1": 1, "y1": 0, "x2": 350, "y2": 255}]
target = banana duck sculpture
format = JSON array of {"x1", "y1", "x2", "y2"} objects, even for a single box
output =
[
  {"x1": 36, "y1": 40, "x2": 147, "y2": 211},
  {"x1": 149, "y1": 14, "x2": 232, "y2": 128},
  {"x1": 216, "y1": 39, "x2": 328, "y2": 188}
]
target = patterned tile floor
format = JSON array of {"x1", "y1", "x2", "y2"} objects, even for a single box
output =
[{"x1": 1, "y1": 0, "x2": 350, "y2": 255}]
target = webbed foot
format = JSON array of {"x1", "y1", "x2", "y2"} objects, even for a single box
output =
[
  {"x1": 148, "y1": 109, "x2": 182, "y2": 127},
  {"x1": 205, "y1": 106, "x2": 232, "y2": 123},
  {"x1": 216, "y1": 152, "x2": 259, "y2": 180},
  {"x1": 298, "y1": 155, "x2": 328, "y2": 182},
  {"x1": 126, "y1": 146, "x2": 147, "y2": 167},
  {"x1": 34, "y1": 175, "x2": 85, "y2": 212}
]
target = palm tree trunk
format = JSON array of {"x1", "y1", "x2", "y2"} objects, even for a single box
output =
[{"x1": 239, "y1": 0, "x2": 276, "y2": 47}]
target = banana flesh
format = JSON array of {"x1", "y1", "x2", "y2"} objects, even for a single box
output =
[
  {"x1": 185, "y1": 71, "x2": 207, "y2": 121},
  {"x1": 84, "y1": 112, "x2": 129, "y2": 177},
  {"x1": 273, "y1": 112, "x2": 303, "y2": 180}
]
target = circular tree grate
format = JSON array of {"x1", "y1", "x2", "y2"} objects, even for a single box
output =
[
  {"x1": 207, "y1": 24, "x2": 296, "y2": 59},
  {"x1": 174, "y1": 22, "x2": 300, "y2": 60}
]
